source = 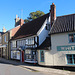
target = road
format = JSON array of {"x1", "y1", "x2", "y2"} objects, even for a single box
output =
[
  {"x1": 0, "y1": 60, "x2": 74, "y2": 75},
  {"x1": 0, "y1": 62, "x2": 50, "y2": 75}
]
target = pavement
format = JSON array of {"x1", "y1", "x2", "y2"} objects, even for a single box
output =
[{"x1": 0, "y1": 58, "x2": 75, "y2": 75}]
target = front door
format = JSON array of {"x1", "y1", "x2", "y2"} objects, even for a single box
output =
[{"x1": 22, "y1": 51, "x2": 24, "y2": 62}]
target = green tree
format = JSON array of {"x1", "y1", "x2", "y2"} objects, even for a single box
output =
[{"x1": 24, "y1": 10, "x2": 45, "y2": 23}]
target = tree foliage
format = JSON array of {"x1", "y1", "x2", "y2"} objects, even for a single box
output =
[{"x1": 24, "y1": 10, "x2": 45, "y2": 23}]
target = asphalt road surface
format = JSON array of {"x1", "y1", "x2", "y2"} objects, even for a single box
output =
[
  {"x1": 0, "y1": 62, "x2": 50, "y2": 75},
  {"x1": 0, "y1": 61, "x2": 73, "y2": 75}
]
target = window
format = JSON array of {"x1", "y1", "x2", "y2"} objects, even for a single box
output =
[
  {"x1": 4, "y1": 36, "x2": 6, "y2": 42},
  {"x1": 12, "y1": 41, "x2": 17, "y2": 48},
  {"x1": 22, "y1": 40, "x2": 24, "y2": 46},
  {"x1": 25, "y1": 50, "x2": 31, "y2": 54},
  {"x1": 40, "y1": 50, "x2": 44, "y2": 62},
  {"x1": 31, "y1": 38, "x2": 34, "y2": 44},
  {"x1": 69, "y1": 34, "x2": 75, "y2": 43},
  {"x1": 3, "y1": 49, "x2": 6, "y2": 56},
  {"x1": 13, "y1": 52, "x2": 17, "y2": 59},
  {"x1": 17, "y1": 41, "x2": 19, "y2": 48},
  {"x1": 23, "y1": 40, "x2": 25, "y2": 46},
  {"x1": 26, "y1": 55, "x2": 31, "y2": 60},
  {"x1": 19, "y1": 40, "x2": 22, "y2": 46},
  {"x1": 0, "y1": 37, "x2": 1, "y2": 43},
  {"x1": 66, "y1": 54, "x2": 75, "y2": 65},
  {"x1": 26, "y1": 38, "x2": 34, "y2": 45},
  {"x1": 32, "y1": 51, "x2": 36, "y2": 61}
]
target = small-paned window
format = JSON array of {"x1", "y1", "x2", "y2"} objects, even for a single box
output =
[
  {"x1": 13, "y1": 52, "x2": 17, "y2": 59},
  {"x1": 66, "y1": 54, "x2": 75, "y2": 65},
  {"x1": 40, "y1": 50, "x2": 44, "y2": 62},
  {"x1": 26, "y1": 55, "x2": 31, "y2": 60},
  {"x1": 26, "y1": 38, "x2": 34, "y2": 45},
  {"x1": 25, "y1": 50, "x2": 31, "y2": 54},
  {"x1": 12, "y1": 41, "x2": 17, "y2": 48}
]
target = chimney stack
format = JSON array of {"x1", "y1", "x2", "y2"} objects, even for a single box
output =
[
  {"x1": 15, "y1": 15, "x2": 24, "y2": 27},
  {"x1": 2, "y1": 27, "x2": 6, "y2": 33},
  {"x1": 20, "y1": 19, "x2": 24, "y2": 26},
  {"x1": 50, "y1": 3, "x2": 56, "y2": 27}
]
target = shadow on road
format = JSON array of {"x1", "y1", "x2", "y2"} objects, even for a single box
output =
[{"x1": 0, "y1": 58, "x2": 75, "y2": 72}]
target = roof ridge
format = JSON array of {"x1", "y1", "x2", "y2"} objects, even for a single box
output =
[
  {"x1": 12, "y1": 13, "x2": 49, "y2": 39},
  {"x1": 50, "y1": 13, "x2": 75, "y2": 34},
  {"x1": 57, "y1": 13, "x2": 75, "y2": 18},
  {"x1": 24, "y1": 13, "x2": 49, "y2": 25}
]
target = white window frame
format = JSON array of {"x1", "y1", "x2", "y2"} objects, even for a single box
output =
[
  {"x1": 12, "y1": 41, "x2": 16, "y2": 48},
  {"x1": 26, "y1": 38, "x2": 34, "y2": 45}
]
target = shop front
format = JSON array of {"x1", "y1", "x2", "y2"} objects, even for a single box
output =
[
  {"x1": 11, "y1": 46, "x2": 25, "y2": 62},
  {"x1": 57, "y1": 45, "x2": 75, "y2": 65},
  {"x1": 25, "y1": 49, "x2": 37, "y2": 63},
  {"x1": 11, "y1": 50, "x2": 20, "y2": 60}
]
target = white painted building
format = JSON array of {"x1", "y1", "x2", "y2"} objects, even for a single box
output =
[
  {"x1": 11, "y1": 13, "x2": 50, "y2": 63},
  {"x1": 50, "y1": 13, "x2": 75, "y2": 66},
  {"x1": 38, "y1": 3, "x2": 75, "y2": 66},
  {"x1": 38, "y1": 13, "x2": 75, "y2": 66},
  {"x1": 37, "y1": 3, "x2": 56, "y2": 66},
  {"x1": 51, "y1": 32, "x2": 75, "y2": 66}
]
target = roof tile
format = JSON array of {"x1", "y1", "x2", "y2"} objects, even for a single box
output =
[
  {"x1": 50, "y1": 14, "x2": 75, "y2": 34},
  {"x1": 13, "y1": 13, "x2": 49, "y2": 39}
]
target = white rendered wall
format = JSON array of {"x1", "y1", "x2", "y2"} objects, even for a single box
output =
[
  {"x1": 51, "y1": 32, "x2": 75, "y2": 66},
  {"x1": 37, "y1": 19, "x2": 49, "y2": 46},
  {"x1": 38, "y1": 50, "x2": 53, "y2": 66},
  {"x1": 38, "y1": 32, "x2": 75, "y2": 66}
]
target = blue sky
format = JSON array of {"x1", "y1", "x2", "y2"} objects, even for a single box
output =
[{"x1": 0, "y1": 0, "x2": 75, "y2": 31}]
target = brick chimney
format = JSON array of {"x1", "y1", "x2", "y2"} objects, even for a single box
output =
[
  {"x1": 50, "y1": 3, "x2": 56, "y2": 27},
  {"x1": 20, "y1": 19, "x2": 24, "y2": 26},
  {"x1": 15, "y1": 15, "x2": 24, "y2": 27}
]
